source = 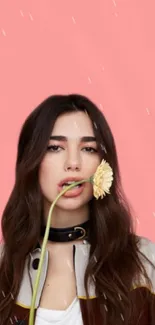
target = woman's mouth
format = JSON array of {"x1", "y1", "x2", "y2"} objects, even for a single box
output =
[{"x1": 58, "y1": 181, "x2": 85, "y2": 198}]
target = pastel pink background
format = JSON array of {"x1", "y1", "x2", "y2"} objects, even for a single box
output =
[{"x1": 0, "y1": 1, "x2": 155, "y2": 240}]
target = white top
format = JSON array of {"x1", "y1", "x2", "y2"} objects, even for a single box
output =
[{"x1": 35, "y1": 297, "x2": 83, "y2": 325}]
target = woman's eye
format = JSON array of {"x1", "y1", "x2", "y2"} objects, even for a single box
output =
[
  {"x1": 82, "y1": 147, "x2": 97, "y2": 153},
  {"x1": 47, "y1": 145, "x2": 97, "y2": 153},
  {"x1": 47, "y1": 145, "x2": 62, "y2": 152}
]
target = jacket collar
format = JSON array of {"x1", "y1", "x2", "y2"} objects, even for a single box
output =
[
  {"x1": 15, "y1": 237, "x2": 155, "y2": 309},
  {"x1": 16, "y1": 241, "x2": 96, "y2": 309}
]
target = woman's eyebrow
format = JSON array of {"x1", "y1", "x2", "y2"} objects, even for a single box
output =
[{"x1": 49, "y1": 135, "x2": 96, "y2": 142}]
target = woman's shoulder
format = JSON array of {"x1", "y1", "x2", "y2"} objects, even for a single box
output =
[
  {"x1": 137, "y1": 236, "x2": 155, "y2": 262},
  {"x1": 135, "y1": 236, "x2": 155, "y2": 290}
]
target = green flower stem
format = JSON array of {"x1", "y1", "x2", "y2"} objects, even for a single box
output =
[{"x1": 28, "y1": 177, "x2": 91, "y2": 325}]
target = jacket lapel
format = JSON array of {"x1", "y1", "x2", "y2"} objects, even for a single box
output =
[{"x1": 16, "y1": 246, "x2": 49, "y2": 309}]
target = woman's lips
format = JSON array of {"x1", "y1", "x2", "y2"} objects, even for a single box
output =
[
  {"x1": 58, "y1": 177, "x2": 83, "y2": 187},
  {"x1": 58, "y1": 183, "x2": 85, "y2": 198}
]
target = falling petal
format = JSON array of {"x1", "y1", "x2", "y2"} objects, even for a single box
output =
[
  {"x1": 84, "y1": 109, "x2": 89, "y2": 116},
  {"x1": 72, "y1": 16, "x2": 76, "y2": 24},
  {"x1": 100, "y1": 144, "x2": 107, "y2": 153},
  {"x1": 136, "y1": 217, "x2": 140, "y2": 225},
  {"x1": 120, "y1": 313, "x2": 124, "y2": 321},
  {"x1": 29, "y1": 13, "x2": 34, "y2": 21},
  {"x1": 1, "y1": 29, "x2": 6, "y2": 36},
  {"x1": 72, "y1": 103, "x2": 78, "y2": 111},
  {"x1": 146, "y1": 107, "x2": 150, "y2": 115},
  {"x1": 66, "y1": 259, "x2": 73, "y2": 272},
  {"x1": 104, "y1": 304, "x2": 108, "y2": 312},
  {"x1": 20, "y1": 10, "x2": 24, "y2": 17},
  {"x1": 112, "y1": 0, "x2": 117, "y2": 6},
  {"x1": 93, "y1": 122, "x2": 98, "y2": 129},
  {"x1": 118, "y1": 293, "x2": 122, "y2": 300},
  {"x1": 94, "y1": 255, "x2": 97, "y2": 262}
]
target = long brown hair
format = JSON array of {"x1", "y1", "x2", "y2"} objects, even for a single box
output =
[{"x1": 0, "y1": 94, "x2": 153, "y2": 324}]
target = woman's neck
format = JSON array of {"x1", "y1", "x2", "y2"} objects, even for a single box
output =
[{"x1": 43, "y1": 202, "x2": 90, "y2": 228}]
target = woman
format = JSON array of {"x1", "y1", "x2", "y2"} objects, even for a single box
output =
[{"x1": 0, "y1": 94, "x2": 154, "y2": 325}]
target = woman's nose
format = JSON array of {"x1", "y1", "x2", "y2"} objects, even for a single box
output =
[{"x1": 64, "y1": 154, "x2": 81, "y2": 172}]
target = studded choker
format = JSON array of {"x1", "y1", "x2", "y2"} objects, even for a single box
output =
[{"x1": 40, "y1": 220, "x2": 89, "y2": 242}]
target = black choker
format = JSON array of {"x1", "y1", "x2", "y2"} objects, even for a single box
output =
[{"x1": 40, "y1": 220, "x2": 89, "y2": 243}]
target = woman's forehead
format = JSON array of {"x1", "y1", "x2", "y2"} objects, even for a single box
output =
[{"x1": 51, "y1": 111, "x2": 95, "y2": 138}]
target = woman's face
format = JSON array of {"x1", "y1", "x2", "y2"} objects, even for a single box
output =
[{"x1": 39, "y1": 111, "x2": 101, "y2": 211}]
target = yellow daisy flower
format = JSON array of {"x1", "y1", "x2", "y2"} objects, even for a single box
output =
[{"x1": 92, "y1": 159, "x2": 113, "y2": 199}]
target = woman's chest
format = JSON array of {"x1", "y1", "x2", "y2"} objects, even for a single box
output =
[
  {"x1": 10, "y1": 243, "x2": 91, "y2": 324},
  {"x1": 39, "y1": 252, "x2": 77, "y2": 310}
]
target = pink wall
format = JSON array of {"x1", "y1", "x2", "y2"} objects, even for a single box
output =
[{"x1": 0, "y1": 0, "x2": 155, "y2": 240}]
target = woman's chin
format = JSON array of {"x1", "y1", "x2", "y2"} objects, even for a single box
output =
[{"x1": 56, "y1": 196, "x2": 90, "y2": 211}]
